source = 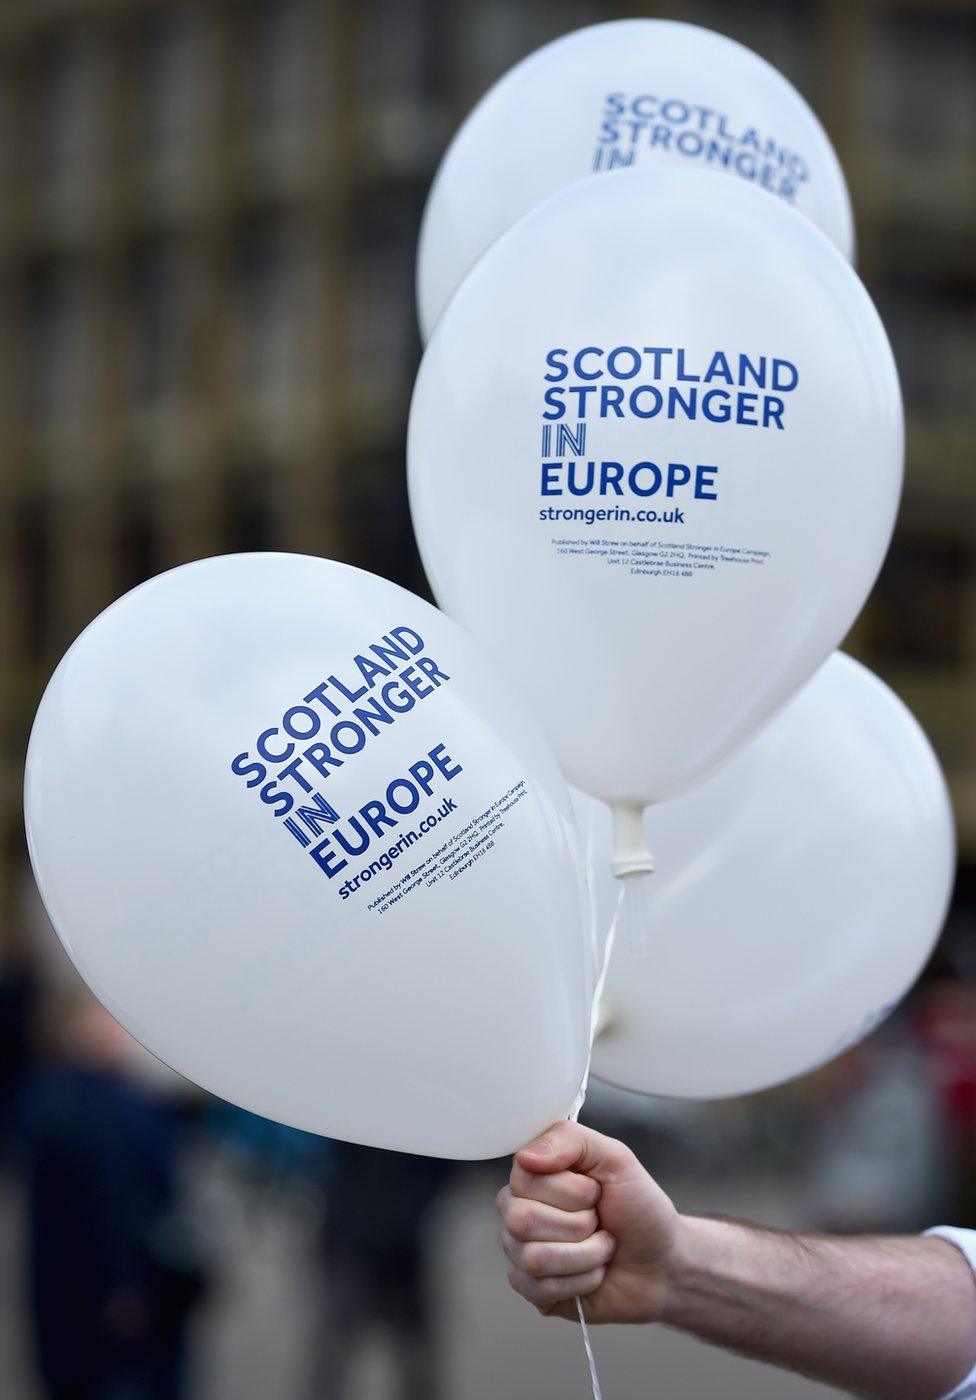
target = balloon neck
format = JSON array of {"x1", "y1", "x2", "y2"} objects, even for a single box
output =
[{"x1": 610, "y1": 802, "x2": 654, "y2": 879}]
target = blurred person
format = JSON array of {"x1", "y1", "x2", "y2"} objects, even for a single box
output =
[
  {"x1": 0, "y1": 951, "x2": 35, "y2": 1159},
  {"x1": 916, "y1": 978, "x2": 976, "y2": 1222},
  {"x1": 803, "y1": 1025, "x2": 954, "y2": 1234},
  {"x1": 498, "y1": 1120, "x2": 976, "y2": 1400},
  {"x1": 18, "y1": 997, "x2": 206, "y2": 1400},
  {"x1": 203, "y1": 1100, "x2": 333, "y2": 1188},
  {"x1": 312, "y1": 1142, "x2": 454, "y2": 1400}
]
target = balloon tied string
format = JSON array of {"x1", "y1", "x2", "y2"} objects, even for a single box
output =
[
  {"x1": 570, "y1": 879, "x2": 626, "y2": 1400},
  {"x1": 620, "y1": 872, "x2": 653, "y2": 958},
  {"x1": 609, "y1": 802, "x2": 654, "y2": 958}
]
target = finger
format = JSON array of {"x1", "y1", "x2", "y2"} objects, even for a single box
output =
[
  {"x1": 506, "y1": 1263, "x2": 607, "y2": 1310},
  {"x1": 502, "y1": 1230, "x2": 616, "y2": 1279},
  {"x1": 497, "y1": 1188, "x2": 598, "y2": 1243},
  {"x1": 509, "y1": 1162, "x2": 601, "y2": 1211},
  {"x1": 536, "y1": 1298, "x2": 579, "y2": 1321},
  {"x1": 517, "y1": 1121, "x2": 633, "y2": 1181}
]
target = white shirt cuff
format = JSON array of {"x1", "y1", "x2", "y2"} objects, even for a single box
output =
[{"x1": 925, "y1": 1228, "x2": 976, "y2": 1399}]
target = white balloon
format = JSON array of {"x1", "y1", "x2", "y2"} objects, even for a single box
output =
[
  {"x1": 578, "y1": 654, "x2": 955, "y2": 1100},
  {"x1": 417, "y1": 19, "x2": 854, "y2": 339},
  {"x1": 409, "y1": 167, "x2": 902, "y2": 833},
  {"x1": 25, "y1": 553, "x2": 594, "y2": 1159}
]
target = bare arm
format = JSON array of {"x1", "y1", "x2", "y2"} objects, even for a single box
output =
[
  {"x1": 662, "y1": 1216, "x2": 975, "y2": 1399},
  {"x1": 497, "y1": 1121, "x2": 976, "y2": 1400}
]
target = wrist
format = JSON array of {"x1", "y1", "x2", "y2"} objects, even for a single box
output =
[{"x1": 657, "y1": 1214, "x2": 729, "y2": 1327}]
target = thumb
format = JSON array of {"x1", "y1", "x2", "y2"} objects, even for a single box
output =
[{"x1": 516, "y1": 1121, "x2": 633, "y2": 1182}]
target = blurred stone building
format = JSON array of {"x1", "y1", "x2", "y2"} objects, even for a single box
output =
[{"x1": 0, "y1": 0, "x2": 973, "y2": 928}]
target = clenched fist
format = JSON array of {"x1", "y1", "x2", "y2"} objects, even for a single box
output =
[{"x1": 496, "y1": 1120, "x2": 681, "y2": 1323}]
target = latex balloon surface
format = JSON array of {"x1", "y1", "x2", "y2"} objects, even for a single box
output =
[
  {"x1": 417, "y1": 19, "x2": 854, "y2": 338},
  {"x1": 25, "y1": 553, "x2": 593, "y2": 1158},
  {"x1": 578, "y1": 654, "x2": 955, "y2": 1099},
  {"x1": 409, "y1": 167, "x2": 902, "y2": 808}
]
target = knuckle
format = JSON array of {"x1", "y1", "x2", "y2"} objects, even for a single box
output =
[
  {"x1": 521, "y1": 1242, "x2": 549, "y2": 1277},
  {"x1": 512, "y1": 1271, "x2": 547, "y2": 1306},
  {"x1": 573, "y1": 1174, "x2": 599, "y2": 1206},
  {"x1": 537, "y1": 1274, "x2": 570, "y2": 1304},
  {"x1": 510, "y1": 1163, "x2": 532, "y2": 1196},
  {"x1": 505, "y1": 1234, "x2": 527, "y2": 1270},
  {"x1": 507, "y1": 1201, "x2": 536, "y2": 1241},
  {"x1": 568, "y1": 1209, "x2": 598, "y2": 1241}
]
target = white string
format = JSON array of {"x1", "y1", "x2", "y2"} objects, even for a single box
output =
[
  {"x1": 570, "y1": 879, "x2": 625, "y2": 1399},
  {"x1": 582, "y1": 801, "x2": 601, "y2": 965},
  {"x1": 575, "y1": 1296, "x2": 603, "y2": 1400},
  {"x1": 622, "y1": 872, "x2": 652, "y2": 958}
]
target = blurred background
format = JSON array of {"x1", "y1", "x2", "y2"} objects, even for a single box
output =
[{"x1": 0, "y1": 0, "x2": 973, "y2": 1396}]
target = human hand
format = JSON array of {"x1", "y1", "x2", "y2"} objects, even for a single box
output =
[{"x1": 497, "y1": 1120, "x2": 683, "y2": 1323}]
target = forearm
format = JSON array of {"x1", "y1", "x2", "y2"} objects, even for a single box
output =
[{"x1": 662, "y1": 1217, "x2": 976, "y2": 1400}]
